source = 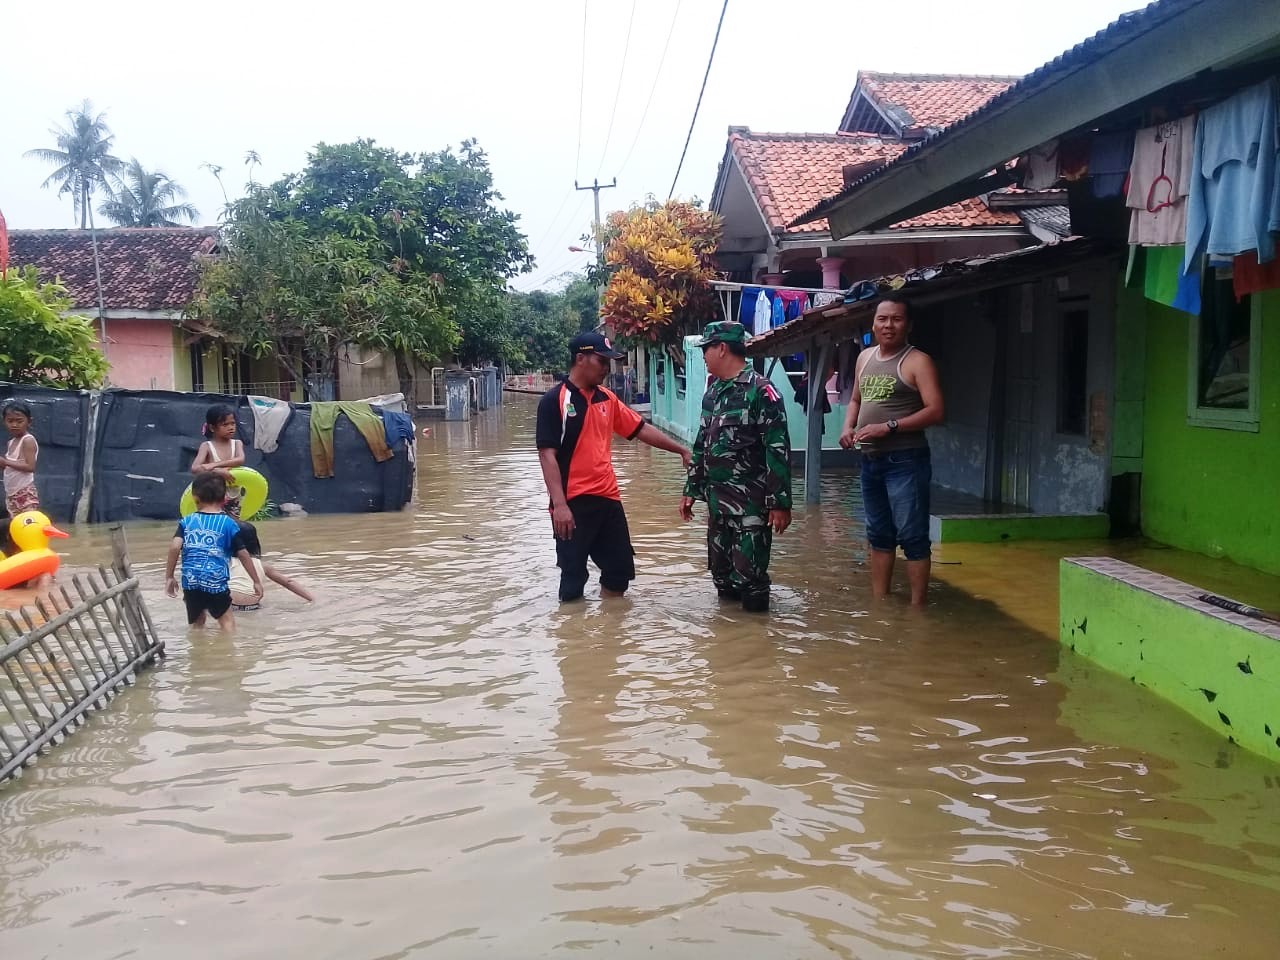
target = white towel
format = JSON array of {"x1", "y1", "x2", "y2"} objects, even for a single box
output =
[{"x1": 247, "y1": 396, "x2": 293, "y2": 453}]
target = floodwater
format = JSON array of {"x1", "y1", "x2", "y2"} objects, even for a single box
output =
[{"x1": 2, "y1": 396, "x2": 1279, "y2": 960}]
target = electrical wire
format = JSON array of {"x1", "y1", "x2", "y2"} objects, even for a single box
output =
[
  {"x1": 594, "y1": 0, "x2": 638, "y2": 175},
  {"x1": 574, "y1": 0, "x2": 589, "y2": 181},
  {"x1": 616, "y1": 0, "x2": 683, "y2": 179},
  {"x1": 668, "y1": 0, "x2": 729, "y2": 200}
]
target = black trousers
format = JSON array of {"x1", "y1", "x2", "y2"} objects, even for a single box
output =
[{"x1": 555, "y1": 495, "x2": 636, "y2": 601}]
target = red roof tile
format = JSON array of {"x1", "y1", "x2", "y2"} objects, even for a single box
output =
[
  {"x1": 728, "y1": 132, "x2": 1021, "y2": 235},
  {"x1": 8, "y1": 227, "x2": 218, "y2": 311},
  {"x1": 856, "y1": 71, "x2": 1019, "y2": 132}
]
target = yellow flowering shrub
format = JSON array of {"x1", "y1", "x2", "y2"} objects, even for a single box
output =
[{"x1": 598, "y1": 199, "x2": 722, "y2": 344}]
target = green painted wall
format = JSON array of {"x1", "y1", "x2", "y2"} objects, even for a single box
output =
[
  {"x1": 1060, "y1": 559, "x2": 1280, "y2": 762},
  {"x1": 647, "y1": 343, "x2": 847, "y2": 450},
  {"x1": 1140, "y1": 293, "x2": 1279, "y2": 574},
  {"x1": 1111, "y1": 282, "x2": 1147, "y2": 475}
]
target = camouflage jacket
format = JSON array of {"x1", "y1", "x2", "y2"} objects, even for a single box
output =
[{"x1": 683, "y1": 366, "x2": 792, "y2": 516}]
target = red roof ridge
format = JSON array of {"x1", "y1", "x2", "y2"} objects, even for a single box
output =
[
  {"x1": 859, "y1": 70, "x2": 1023, "y2": 83},
  {"x1": 10, "y1": 226, "x2": 219, "y2": 236}
]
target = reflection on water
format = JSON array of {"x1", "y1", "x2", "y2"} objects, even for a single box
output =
[{"x1": 1, "y1": 396, "x2": 1278, "y2": 959}]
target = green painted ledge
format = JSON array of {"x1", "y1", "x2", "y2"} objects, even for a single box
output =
[
  {"x1": 1060, "y1": 557, "x2": 1280, "y2": 762},
  {"x1": 931, "y1": 512, "x2": 1110, "y2": 543}
]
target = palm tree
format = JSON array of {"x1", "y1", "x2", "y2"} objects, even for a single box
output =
[
  {"x1": 25, "y1": 100, "x2": 122, "y2": 229},
  {"x1": 25, "y1": 100, "x2": 123, "y2": 369},
  {"x1": 99, "y1": 159, "x2": 199, "y2": 227},
  {"x1": 245, "y1": 150, "x2": 262, "y2": 186}
]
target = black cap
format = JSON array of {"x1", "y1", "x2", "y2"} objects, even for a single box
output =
[{"x1": 569, "y1": 331, "x2": 625, "y2": 360}]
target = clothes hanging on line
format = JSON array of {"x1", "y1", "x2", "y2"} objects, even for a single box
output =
[
  {"x1": 1129, "y1": 244, "x2": 1201, "y2": 315},
  {"x1": 1126, "y1": 115, "x2": 1196, "y2": 246},
  {"x1": 1090, "y1": 131, "x2": 1135, "y2": 198},
  {"x1": 1232, "y1": 249, "x2": 1280, "y2": 300},
  {"x1": 739, "y1": 287, "x2": 765, "y2": 328},
  {"x1": 1185, "y1": 77, "x2": 1280, "y2": 272},
  {"x1": 1021, "y1": 139, "x2": 1060, "y2": 189},
  {"x1": 835, "y1": 340, "x2": 860, "y2": 406},
  {"x1": 247, "y1": 396, "x2": 292, "y2": 453},
  {"x1": 793, "y1": 376, "x2": 832, "y2": 414},
  {"x1": 310, "y1": 401, "x2": 395, "y2": 478},
  {"x1": 812, "y1": 290, "x2": 842, "y2": 308},
  {"x1": 753, "y1": 289, "x2": 774, "y2": 335},
  {"x1": 1058, "y1": 137, "x2": 1091, "y2": 181},
  {"x1": 770, "y1": 295, "x2": 786, "y2": 329}
]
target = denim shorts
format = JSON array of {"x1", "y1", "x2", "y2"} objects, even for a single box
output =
[{"x1": 859, "y1": 447, "x2": 932, "y2": 561}]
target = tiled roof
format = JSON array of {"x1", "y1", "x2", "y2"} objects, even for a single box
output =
[
  {"x1": 727, "y1": 131, "x2": 1021, "y2": 235},
  {"x1": 8, "y1": 227, "x2": 218, "y2": 311},
  {"x1": 856, "y1": 72, "x2": 1019, "y2": 132},
  {"x1": 798, "y1": 0, "x2": 1200, "y2": 229}
]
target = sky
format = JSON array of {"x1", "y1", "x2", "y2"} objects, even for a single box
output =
[{"x1": 1, "y1": 0, "x2": 1140, "y2": 292}]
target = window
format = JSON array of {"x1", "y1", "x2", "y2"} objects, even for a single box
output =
[
  {"x1": 188, "y1": 343, "x2": 205, "y2": 392},
  {"x1": 1187, "y1": 277, "x2": 1260, "y2": 431},
  {"x1": 1057, "y1": 305, "x2": 1089, "y2": 435}
]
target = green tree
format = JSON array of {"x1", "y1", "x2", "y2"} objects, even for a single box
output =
[
  {"x1": 99, "y1": 158, "x2": 199, "y2": 227},
  {"x1": 25, "y1": 100, "x2": 123, "y2": 229},
  {"x1": 0, "y1": 267, "x2": 110, "y2": 388},
  {"x1": 503, "y1": 274, "x2": 600, "y2": 373},
  {"x1": 191, "y1": 139, "x2": 533, "y2": 394}
]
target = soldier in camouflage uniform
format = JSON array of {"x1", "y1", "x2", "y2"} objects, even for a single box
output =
[{"x1": 680, "y1": 320, "x2": 792, "y2": 612}]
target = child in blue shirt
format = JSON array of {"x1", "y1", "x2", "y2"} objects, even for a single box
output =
[{"x1": 165, "y1": 473, "x2": 263, "y2": 628}]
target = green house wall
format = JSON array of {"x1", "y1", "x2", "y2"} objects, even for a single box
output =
[{"x1": 1137, "y1": 292, "x2": 1279, "y2": 574}]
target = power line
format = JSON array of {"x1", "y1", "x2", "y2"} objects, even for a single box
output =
[
  {"x1": 668, "y1": 0, "x2": 729, "y2": 200},
  {"x1": 594, "y1": 0, "x2": 638, "y2": 175},
  {"x1": 617, "y1": 0, "x2": 683, "y2": 179},
  {"x1": 574, "y1": 0, "x2": 589, "y2": 181}
]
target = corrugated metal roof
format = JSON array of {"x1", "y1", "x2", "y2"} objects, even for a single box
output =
[{"x1": 746, "y1": 237, "x2": 1119, "y2": 356}]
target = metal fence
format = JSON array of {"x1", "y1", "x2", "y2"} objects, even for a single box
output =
[{"x1": 0, "y1": 528, "x2": 164, "y2": 784}]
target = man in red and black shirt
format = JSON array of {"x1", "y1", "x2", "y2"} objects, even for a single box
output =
[{"x1": 536, "y1": 332, "x2": 690, "y2": 602}]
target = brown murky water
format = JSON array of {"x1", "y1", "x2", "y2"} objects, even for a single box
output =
[{"x1": 2, "y1": 396, "x2": 1279, "y2": 959}]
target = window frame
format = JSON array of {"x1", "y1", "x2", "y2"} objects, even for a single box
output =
[{"x1": 1185, "y1": 292, "x2": 1261, "y2": 432}]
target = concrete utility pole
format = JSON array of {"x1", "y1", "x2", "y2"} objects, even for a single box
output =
[{"x1": 574, "y1": 178, "x2": 617, "y2": 272}]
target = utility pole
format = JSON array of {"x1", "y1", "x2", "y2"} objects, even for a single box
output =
[{"x1": 574, "y1": 178, "x2": 617, "y2": 272}]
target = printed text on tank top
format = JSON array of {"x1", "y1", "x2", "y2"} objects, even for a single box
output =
[{"x1": 855, "y1": 343, "x2": 928, "y2": 452}]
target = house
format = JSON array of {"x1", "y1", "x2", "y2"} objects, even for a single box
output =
[
  {"x1": 8, "y1": 227, "x2": 293, "y2": 395},
  {"x1": 764, "y1": 0, "x2": 1280, "y2": 759},
  {"x1": 649, "y1": 71, "x2": 1056, "y2": 446},
  {"x1": 7, "y1": 227, "x2": 425, "y2": 402}
]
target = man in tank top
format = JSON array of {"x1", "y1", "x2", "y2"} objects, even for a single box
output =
[{"x1": 838, "y1": 297, "x2": 945, "y2": 606}]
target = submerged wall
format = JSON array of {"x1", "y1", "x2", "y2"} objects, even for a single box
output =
[
  {"x1": 1061, "y1": 557, "x2": 1280, "y2": 762},
  {"x1": 0, "y1": 384, "x2": 414, "y2": 523}
]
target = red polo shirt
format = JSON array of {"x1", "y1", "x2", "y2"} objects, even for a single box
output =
[{"x1": 536, "y1": 380, "x2": 644, "y2": 501}]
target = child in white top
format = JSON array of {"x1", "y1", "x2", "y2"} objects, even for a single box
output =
[
  {"x1": 1, "y1": 400, "x2": 40, "y2": 518},
  {"x1": 191, "y1": 404, "x2": 246, "y2": 517}
]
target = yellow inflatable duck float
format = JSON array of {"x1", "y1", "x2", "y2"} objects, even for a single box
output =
[{"x1": 0, "y1": 511, "x2": 69, "y2": 589}]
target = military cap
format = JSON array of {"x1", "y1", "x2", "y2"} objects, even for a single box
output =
[{"x1": 696, "y1": 320, "x2": 748, "y2": 348}]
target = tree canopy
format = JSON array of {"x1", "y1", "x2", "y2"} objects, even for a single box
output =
[
  {"x1": 190, "y1": 139, "x2": 534, "y2": 387},
  {"x1": 593, "y1": 198, "x2": 722, "y2": 346},
  {"x1": 504, "y1": 275, "x2": 599, "y2": 373},
  {"x1": 0, "y1": 267, "x2": 109, "y2": 388},
  {"x1": 99, "y1": 159, "x2": 199, "y2": 227}
]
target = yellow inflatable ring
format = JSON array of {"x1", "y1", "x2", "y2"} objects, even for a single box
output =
[{"x1": 180, "y1": 467, "x2": 269, "y2": 519}]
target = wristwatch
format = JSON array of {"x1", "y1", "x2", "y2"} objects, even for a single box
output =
[{"x1": 887, "y1": 419, "x2": 899, "y2": 433}]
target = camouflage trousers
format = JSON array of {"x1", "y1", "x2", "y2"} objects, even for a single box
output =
[{"x1": 707, "y1": 512, "x2": 772, "y2": 602}]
